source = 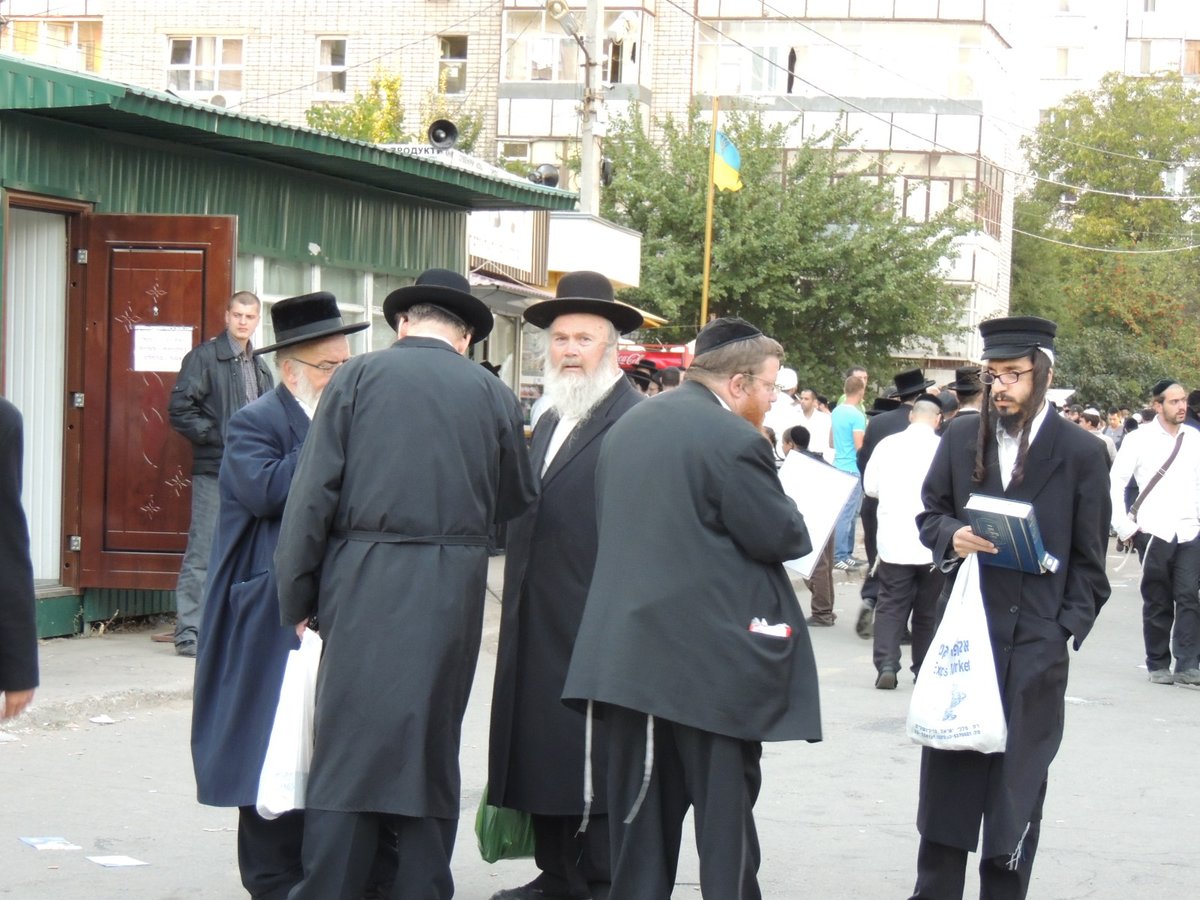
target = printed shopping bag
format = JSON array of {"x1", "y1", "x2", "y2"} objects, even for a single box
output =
[
  {"x1": 256, "y1": 629, "x2": 322, "y2": 819},
  {"x1": 906, "y1": 555, "x2": 1008, "y2": 753}
]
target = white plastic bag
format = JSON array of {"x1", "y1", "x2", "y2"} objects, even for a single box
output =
[
  {"x1": 256, "y1": 629, "x2": 322, "y2": 819},
  {"x1": 905, "y1": 556, "x2": 1008, "y2": 753}
]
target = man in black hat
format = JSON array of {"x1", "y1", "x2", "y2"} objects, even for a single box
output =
[
  {"x1": 913, "y1": 316, "x2": 1111, "y2": 900},
  {"x1": 563, "y1": 316, "x2": 820, "y2": 900},
  {"x1": 855, "y1": 368, "x2": 937, "y2": 636},
  {"x1": 487, "y1": 271, "x2": 644, "y2": 900},
  {"x1": 190, "y1": 293, "x2": 370, "y2": 897},
  {"x1": 947, "y1": 365, "x2": 984, "y2": 418},
  {"x1": 167, "y1": 291, "x2": 274, "y2": 657},
  {"x1": 275, "y1": 269, "x2": 536, "y2": 899},
  {"x1": 1108, "y1": 379, "x2": 1200, "y2": 686}
]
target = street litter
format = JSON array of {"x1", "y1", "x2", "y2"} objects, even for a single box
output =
[
  {"x1": 21, "y1": 837, "x2": 82, "y2": 851},
  {"x1": 87, "y1": 855, "x2": 148, "y2": 867},
  {"x1": 89, "y1": 715, "x2": 118, "y2": 725}
]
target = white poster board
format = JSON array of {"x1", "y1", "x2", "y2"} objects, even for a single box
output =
[
  {"x1": 778, "y1": 452, "x2": 859, "y2": 579},
  {"x1": 133, "y1": 325, "x2": 195, "y2": 373}
]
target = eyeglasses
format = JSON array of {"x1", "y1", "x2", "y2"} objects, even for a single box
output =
[
  {"x1": 289, "y1": 358, "x2": 346, "y2": 372},
  {"x1": 742, "y1": 373, "x2": 784, "y2": 395},
  {"x1": 980, "y1": 368, "x2": 1034, "y2": 386}
]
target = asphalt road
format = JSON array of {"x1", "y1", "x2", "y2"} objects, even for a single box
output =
[{"x1": 1, "y1": 546, "x2": 1197, "y2": 899}]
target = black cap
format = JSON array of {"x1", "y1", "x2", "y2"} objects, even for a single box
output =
[
  {"x1": 523, "y1": 270, "x2": 645, "y2": 334},
  {"x1": 892, "y1": 367, "x2": 936, "y2": 400},
  {"x1": 979, "y1": 316, "x2": 1056, "y2": 361},
  {"x1": 381, "y1": 268, "x2": 494, "y2": 345},
  {"x1": 1150, "y1": 378, "x2": 1178, "y2": 399},
  {"x1": 254, "y1": 292, "x2": 369, "y2": 356},
  {"x1": 947, "y1": 365, "x2": 982, "y2": 395},
  {"x1": 694, "y1": 317, "x2": 763, "y2": 356}
]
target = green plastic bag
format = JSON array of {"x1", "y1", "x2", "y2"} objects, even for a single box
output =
[{"x1": 474, "y1": 785, "x2": 536, "y2": 863}]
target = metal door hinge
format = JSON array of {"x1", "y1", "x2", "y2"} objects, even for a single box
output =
[
  {"x1": 75, "y1": 249, "x2": 88, "y2": 264},
  {"x1": 71, "y1": 393, "x2": 85, "y2": 408},
  {"x1": 67, "y1": 535, "x2": 82, "y2": 552}
]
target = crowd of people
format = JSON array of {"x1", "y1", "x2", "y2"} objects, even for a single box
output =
[{"x1": 76, "y1": 270, "x2": 1191, "y2": 900}]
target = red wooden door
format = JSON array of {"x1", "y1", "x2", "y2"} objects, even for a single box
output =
[{"x1": 79, "y1": 215, "x2": 235, "y2": 589}]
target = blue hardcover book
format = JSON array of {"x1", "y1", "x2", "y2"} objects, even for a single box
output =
[{"x1": 964, "y1": 494, "x2": 1060, "y2": 575}]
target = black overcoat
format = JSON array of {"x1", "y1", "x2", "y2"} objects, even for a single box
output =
[
  {"x1": 488, "y1": 378, "x2": 640, "y2": 815},
  {"x1": 916, "y1": 411, "x2": 1111, "y2": 858},
  {"x1": 0, "y1": 399, "x2": 38, "y2": 695},
  {"x1": 191, "y1": 385, "x2": 307, "y2": 807},
  {"x1": 563, "y1": 381, "x2": 822, "y2": 743},
  {"x1": 275, "y1": 336, "x2": 536, "y2": 818}
]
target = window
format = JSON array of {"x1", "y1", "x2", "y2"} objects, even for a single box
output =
[
  {"x1": 503, "y1": 11, "x2": 581, "y2": 82},
  {"x1": 1186, "y1": 41, "x2": 1200, "y2": 76},
  {"x1": 976, "y1": 162, "x2": 1004, "y2": 241},
  {"x1": 439, "y1": 36, "x2": 468, "y2": 94},
  {"x1": 500, "y1": 142, "x2": 531, "y2": 163},
  {"x1": 1, "y1": 18, "x2": 102, "y2": 72},
  {"x1": 1140, "y1": 40, "x2": 1153, "y2": 74},
  {"x1": 167, "y1": 36, "x2": 243, "y2": 94},
  {"x1": 1144, "y1": 0, "x2": 1156, "y2": 11},
  {"x1": 316, "y1": 38, "x2": 347, "y2": 94},
  {"x1": 1055, "y1": 47, "x2": 1070, "y2": 77}
]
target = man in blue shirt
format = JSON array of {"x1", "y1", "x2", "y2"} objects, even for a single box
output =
[{"x1": 831, "y1": 374, "x2": 867, "y2": 568}]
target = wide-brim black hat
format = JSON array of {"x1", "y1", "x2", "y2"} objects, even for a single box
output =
[
  {"x1": 892, "y1": 367, "x2": 936, "y2": 400},
  {"x1": 524, "y1": 270, "x2": 644, "y2": 334},
  {"x1": 382, "y1": 268, "x2": 494, "y2": 345},
  {"x1": 254, "y1": 291, "x2": 370, "y2": 356},
  {"x1": 867, "y1": 396, "x2": 901, "y2": 416},
  {"x1": 947, "y1": 365, "x2": 983, "y2": 395},
  {"x1": 979, "y1": 316, "x2": 1056, "y2": 361}
]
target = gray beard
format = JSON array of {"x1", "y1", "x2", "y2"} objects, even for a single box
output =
[
  {"x1": 293, "y1": 368, "x2": 323, "y2": 410},
  {"x1": 543, "y1": 363, "x2": 620, "y2": 421}
]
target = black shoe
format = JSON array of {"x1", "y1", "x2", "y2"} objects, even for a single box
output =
[
  {"x1": 855, "y1": 604, "x2": 874, "y2": 639},
  {"x1": 900, "y1": 628, "x2": 913, "y2": 645},
  {"x1": 875, "y1": 669, "x2": 898, "y2": 690},
  {"x1": 806, "y1": 615, "x2": 835, "y2": 627},
  {"x1": 175, "y1": 640, "x2": 197, "y2": 658},
  {"x1": 490, "y1": 885, "x2": 573, "y2": 900}
]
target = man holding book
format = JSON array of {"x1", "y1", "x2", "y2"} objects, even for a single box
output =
[
  {"x1": 913, "y1": 316, "x2": 1111, "y2": 900},
  {"x1": 1108, "y1": 379, "x2": 1200, "y2": 686}
]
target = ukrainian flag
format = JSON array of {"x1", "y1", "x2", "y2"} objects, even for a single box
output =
[{"x1": 713, "y1": 131, "x2": 743, "y2": 192}]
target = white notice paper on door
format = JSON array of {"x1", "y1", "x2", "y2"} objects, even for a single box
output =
[{"x1": 133, "y1": 325, "x2": 195, "y2": 372}]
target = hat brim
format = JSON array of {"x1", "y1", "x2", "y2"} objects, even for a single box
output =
[
  {"x1": 382, "y1": 284, "x2": 495, "y2": 345},
  {"x1": 981, "y1": 343, "x2": 1042, "y2": 361},
  {"x1": 894, "y1": 378, "x2": 937, "y2": 400},
  {"x1": 524, "y1": 298, "x2": 644, "y2": 334},
  {"x1": 254, "y1": 320, "x2": 370, "y2": 356},
  {"x1": 947, "y1": 381, "x2": 982, "y2": 394}
]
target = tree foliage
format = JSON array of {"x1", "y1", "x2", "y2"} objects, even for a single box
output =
[
  {"x1": 600, "y1": 106, "x2": 972, "y2": 390},
  {"x1": 1013, "y1": 73, "x2": 1200, "y2": 405}
]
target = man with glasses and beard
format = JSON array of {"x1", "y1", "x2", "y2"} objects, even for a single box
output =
[
  {"x1": 912, "y1": 316, "x2": 1111, "y2": 900},
  {"x1": 487, "y1": 271, "x2": 644, "y2": 900},
  {"x1": 190, "y1": 293, "x2": 380, "y2": 899}
]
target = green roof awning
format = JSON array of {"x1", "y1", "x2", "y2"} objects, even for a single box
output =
[{"x1": 0, "y1": 53, "x2": 577, "y2": 211}]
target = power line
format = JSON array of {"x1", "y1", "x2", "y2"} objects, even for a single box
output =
[
  {"x1": 665, "y1": 0, "x2": 1200, "y2": 203},
  {"x1": 1012, "y1": 227, "x2": 1200, "y2": 254}
]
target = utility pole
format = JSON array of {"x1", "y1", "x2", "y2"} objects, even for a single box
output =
[{"x1": 579, "y1": 0, "x2": 604, "y2": 216}]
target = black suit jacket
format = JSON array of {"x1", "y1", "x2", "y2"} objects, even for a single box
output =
[
  {"x1": 0, "y1": 399, "x2": 38, "y2": 693},
  {"x1": 488, "y1": 377, "x2": 641, "y2": 814}
]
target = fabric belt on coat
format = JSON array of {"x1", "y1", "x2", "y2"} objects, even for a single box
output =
[{"x1": 334, "y1": 530, "x2": 489, "y2": 546}]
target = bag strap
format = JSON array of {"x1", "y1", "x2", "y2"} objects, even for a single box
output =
[{"x1": 1130, "y1": 431, "x2": 1185, "y2": 522}]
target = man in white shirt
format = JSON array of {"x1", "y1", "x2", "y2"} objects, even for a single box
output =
[
  {"x1": 862, "y1": 396, "x2": 945, "y2": 689},
  {"x1": 1109, "y1": 379, "x2": 1200, "y2": 685},
  {"x1": 797, "y1": 387, "x2": 834, "y2": 463},
  {"x1": 763, "y1": 367, "x2": 804, "y2": 455}
]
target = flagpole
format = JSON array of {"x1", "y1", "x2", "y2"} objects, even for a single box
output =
[{"x1": 700, "y1": 96, "x2": 719, "y2": 327}]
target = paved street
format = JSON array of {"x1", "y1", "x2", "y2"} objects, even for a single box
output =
[{"x1": 2, "y1": 546, "x2": 1197, "y2": 899}]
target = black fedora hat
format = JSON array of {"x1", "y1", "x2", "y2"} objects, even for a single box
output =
[
  {"x1": 382, "y1": 268, "x2": 494, "y2": 345},
  {"x1": 867, "y1": 396, "x2": 901, "y2": 417},
  {"x1": 979, "y1": 316, "x2": 1056, "y2": 361},
  {"x1": 254, "y1": 292, "x2": 369, "y2": 356},
  {"x1": 947, "y1": 365, "x2": 982, "y2": 395},
  {"x1": 892, "y1": 367, "x2": 936, "y2": 400},
  {"x1": 524, "y1": 271, "x2": 644, "y2": 334}
]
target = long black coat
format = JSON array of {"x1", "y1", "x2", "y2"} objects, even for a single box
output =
[
  {"x1": 191, "y1": 385, "x2": 307, "y2": 807},
  {"x1": 563, "y1": 381, "x2": 821, "y2": 743},
  {"x1": 275, "y1": 336, "x2": 536, "y2": 818},
  {"x1": 0, "y1": 399, "x2": 37, "y2": 695},
  {"x1": 916, "y1": 411, "x2": 1111, "y2": 858},
  {"x1": 488, "y1": 378, "x2": 640, "y2": 816}
]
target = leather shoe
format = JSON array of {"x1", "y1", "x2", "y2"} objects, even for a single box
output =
[
  {"x1": 1148, "y1": 669, "x2": 1174, "y2": 685},
  {"x1": 875, "y1": 669, "x2": 898, "y2": 690},
  {"x1": 175, "y1": 641, "x2": 197, "y2": 658},
  {"x1": 489, "y1": 885, "x2": 572, "y2": 900},
  {"x1": 855, "y1": 603, "x2": 874, "y2": 639},
  {"x1": 1174, "y1": 668, "x2": 1200, "y2": 685},
  {"x1": 805, "y1": 615, "x2": 835, "y2": 627}
]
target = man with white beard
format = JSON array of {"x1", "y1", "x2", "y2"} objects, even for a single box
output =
[
  {"x1": 190, "y1": 293, "x2": 385, "y2": 899},
  {"x1": 487, "y1": 271, "x2": 644, "y2": 900}
]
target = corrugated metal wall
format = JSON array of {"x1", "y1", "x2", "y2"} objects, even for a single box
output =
[
  {"x1": 3, "y1": 207, "x2": 66, "y2": 584},
  {"x1": 0, "y1": 113, "x2": 466, "y2": 276}
]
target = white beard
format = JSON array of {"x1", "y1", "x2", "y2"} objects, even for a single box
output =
[
  {"x1": 543, "y1": 360, "x2": 620, "y2": 421},
  {"x1": 293, "y1": 367, "x2": 323, "y2": 411}
]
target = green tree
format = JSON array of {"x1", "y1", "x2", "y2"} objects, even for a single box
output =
[
  {"x1": 305, "y1": 71, "x2": 409, "y2": 144},
  {"x1": 1014, "y1": 73, "x2": 1200, "y2": 403},
  {"x1": 600, "y1": 106, "x2": 972, "y2": 388}
]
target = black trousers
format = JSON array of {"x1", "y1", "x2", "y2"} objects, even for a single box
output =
[
  {"x1": 1136, "y1": 533, "x2": 1200, "y2": 672},
  {"x1": 530, "y1": 813, "x2": 611, "y2": 900},
  {"x1": 238, "y1": 806, "x2": 304, "y2": 900},
  {"x1": 287, "y1": 809, "x2": 443, "y2": 900},
  {"x1": 873, "y1": 561, "x2": 943, "y2": 676},
  {"x1": 909, "y1": 824, "x2": 1041, "y2": 900},
  {"x1": 860, "y1": 496, "x2": 881, "y2": 605},
  {"x1": 605, "y1": 704, "x2": 762, "y2": 900}
]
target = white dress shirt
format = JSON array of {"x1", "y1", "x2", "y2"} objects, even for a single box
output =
[
  {"x1": 996, "y1": 401, "x2": 1050, "y2": 491},
  {"x1": 862, "y1": 423, "x2": 941, "y2": 564},
  {"x1": 1109, "y1": 416, "x2": 1200, "y2": 542}
]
